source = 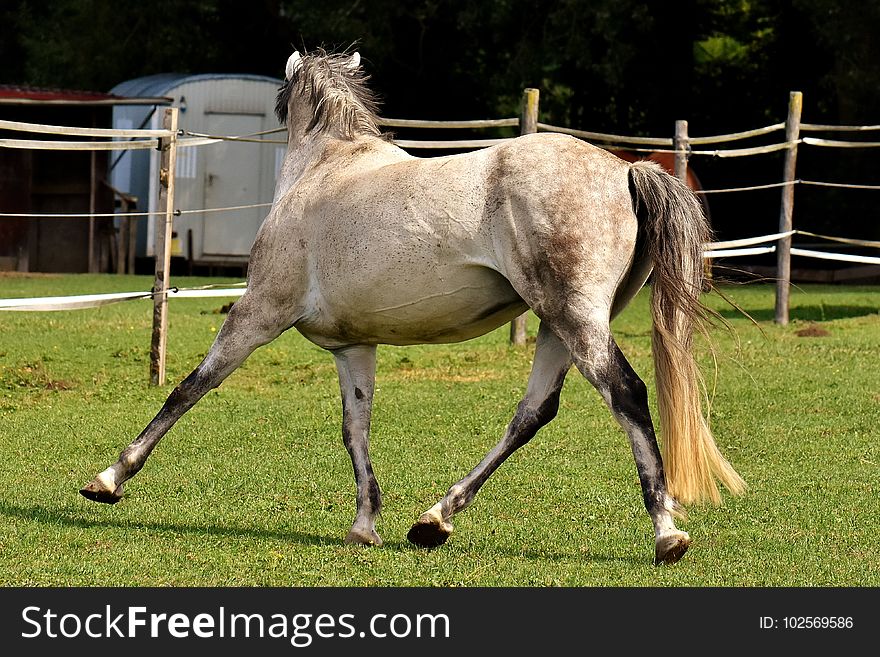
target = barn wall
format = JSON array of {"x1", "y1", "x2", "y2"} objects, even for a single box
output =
[
  {"x1": 0, "y1": 105, "x2": 115, "y2": 273},
  {"x1": 0, "y1": 149, "x2": 31, "y2": 271}
]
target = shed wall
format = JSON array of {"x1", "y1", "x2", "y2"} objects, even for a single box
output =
[{"x1": 111, "y1": 75, "x2": 284, "y2": 270}]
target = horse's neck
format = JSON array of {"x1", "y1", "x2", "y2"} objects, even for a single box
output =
[
  {"x1": 274, "y1": 133, "x2": 359, "y2": 201},
  {"x1": 273, "y1": 135, "x2": 322, "y2": 202}
]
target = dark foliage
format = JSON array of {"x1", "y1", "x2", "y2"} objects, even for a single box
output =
[{"x1": 1, "y1": 0, "x2": 878, "y2": 243}]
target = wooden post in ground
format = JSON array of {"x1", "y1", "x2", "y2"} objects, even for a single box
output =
[
  {"x1": 775, "y1": 91, "x2": 802, "y2": 325},
  {"x1": 673, "y1": 120, "x2": 689, "y2": 182},
  {"x1": 116, "y1": 195, "x2": 135, "y2": 275},
  {"x1": 674, "y1": 119, "x2": 711, "y2": 285},
  {"x1": 127, "y1": 200, "x2": 138, "y2": 275},
  {"x1": 150, "y1": 107, "x2": 179, "y2": 386},
  {"x1": 116, "y1": 197, "x2": 127, "y2": 275},
  {"x1": 88, "y1": 149, "x2": 97, "y2": 273},
  {"x1": 510, "y1": 87, "x2": 540, "y2": 346}
]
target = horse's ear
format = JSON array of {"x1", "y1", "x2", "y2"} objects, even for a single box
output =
[
  {"x1": 286, "y1": 51, "x2": 303, "y2": 80},
  {"x1": 345, "y1": 52, "x2": 361, "y2": 71}
]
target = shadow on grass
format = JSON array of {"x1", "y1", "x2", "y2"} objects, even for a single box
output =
[
  {"x1": 382, "y1": 537, "x2": 653, "y2": 566},
  {"x1": 716, "y1": 305, "x2": 878, "y2": 323},
  {"x1": 0, "y1": 500, "x2": 340, "y2": 548},
  {"x1": 501, "y1": 547, "x2": 644, "y2": 565},
  {"x1": 1, "y1": 500, "x2": 645, "y2": 566}
]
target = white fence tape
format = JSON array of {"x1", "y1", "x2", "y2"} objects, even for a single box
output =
[
  {"x1": 707, "y1": 231, "x2": 794, "y2": 250},
  {"x1": 790, "y1": 248, "x2": 880, "y2": 265},
  {"x1": 0, "y1": 290, "x2": 151, "y2": 311},
  {"x1": 802, "y1": 137, "x2": 880, "y2": 148},
  {"x1": 703, "y1": 246, "x2": 776, "y2": 259},
  {"x1": 0, "y1": 286, "x2": 246, "y2": 312},
  {"x1": 0, "y1": 137, "x2": 160, "y2": 151},
  {"x1": 0, "y1": 118, "x2": 172, "y2": 139}
]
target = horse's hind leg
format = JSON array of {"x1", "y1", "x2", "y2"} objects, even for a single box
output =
[
  {"x1": 80, "y1": 293, "x2": 288, "y2": 503},
  {"x1": 408, "y1": 322, "x2": 571, "y2": 548},
  {"x1": 331, "y1": 345, "x2": 382, "y2": 546},
  {"x1": 557, "y1": 309, "x2": 690, "y2": 565}
]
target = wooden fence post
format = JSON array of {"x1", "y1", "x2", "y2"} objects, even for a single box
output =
[
  {"x1": 150, "y1": 107, "x2": 179, "y2": 386},
  {"x1": 510, "y1": 87, "x2": 540, "y2": 346},
  {"x1": 127, "y1": 203, "x2": 138, "y2": 275},
  {"x1": 115, "y1": 197, "x2": 126, "y2": 275},
  {"x1": 673, "y1": 119, "x2": 689, "y2": 182},
  {"x1": 775, "y1": 91, "x2": 802, "y2": 325},
  {"x1": 88, "y1": 149, "x2": 97, "y2": 273},
  {"x1": 674, "y1": 119, "x2": 711, "y2": 285}
]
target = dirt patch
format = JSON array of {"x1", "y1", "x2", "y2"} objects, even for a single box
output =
[
  {"x1": 201, "y1": 302, "x2": 235, "y2": 315},
  {"x1": 1, "y1": 364, "x2": 74, "y2": 392},
  {"x1": 795, "y1": 324, "x2": 830, "y2": 338},
  {"x1": 43, "y1": 379, "x2": 73, "y2": 391}
]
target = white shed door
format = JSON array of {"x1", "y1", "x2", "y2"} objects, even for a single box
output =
[{"x1": 201, "y1": 113, "x2": 264, "y2": 256}]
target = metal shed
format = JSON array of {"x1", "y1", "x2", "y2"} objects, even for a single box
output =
[{"x1": 110, "y1": 73, "x2": 284, "y2": 273}]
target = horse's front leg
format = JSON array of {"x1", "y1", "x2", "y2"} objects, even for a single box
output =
[
  {"x1": 332, "y1": 344, "x2": 383, "y2": 546},
  {"x1": 80, "y1": 294, "x2": 286, "y2": 503}
]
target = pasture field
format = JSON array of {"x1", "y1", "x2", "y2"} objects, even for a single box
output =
[{"x1": 0, "y1": 273, "x2": 878, "y2": 587}]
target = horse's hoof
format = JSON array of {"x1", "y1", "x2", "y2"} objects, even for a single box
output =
[
  {"x1": 344, "y1": 528, "x2": 383, "y2": 547},
  {"x1": 407, "y1": 514, "x2": 453, "y2": 549},
  {"x1": 654, "y1": 530, "x2": 691, "y2": 565},
  {"x1": 79, "y1": 478, "x2": 124, "y2": 505}
]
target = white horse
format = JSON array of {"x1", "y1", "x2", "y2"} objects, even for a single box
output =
[{"x1": 82, "y1": 48, "x2": 745, "y2": 565}]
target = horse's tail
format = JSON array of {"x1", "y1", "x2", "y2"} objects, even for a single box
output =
[{"x1": 628, "y1": 160, "x2": 746, "y2": 505}]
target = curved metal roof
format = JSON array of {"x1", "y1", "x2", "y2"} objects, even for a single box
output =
[{"x1": 110, "y1": 73, "x2": 282, "y2": 98}]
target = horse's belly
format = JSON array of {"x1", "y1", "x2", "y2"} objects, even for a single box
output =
[{"x1": 296, "y1": 266, "x2": 527, "y2": 348}]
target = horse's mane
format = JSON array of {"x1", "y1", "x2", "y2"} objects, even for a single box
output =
[{"x1": 275, "y1": 48, "x2": 383, "y2": 139}]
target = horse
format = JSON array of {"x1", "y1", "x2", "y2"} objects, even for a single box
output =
[{"x1": 81, "y1": 48, "x2": 746, "y2": 565}]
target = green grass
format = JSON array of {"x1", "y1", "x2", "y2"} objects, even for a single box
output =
[{"x1": 0, "y1": 273, "x2": 878, "y2": 586}]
